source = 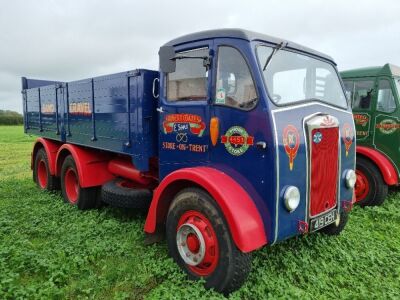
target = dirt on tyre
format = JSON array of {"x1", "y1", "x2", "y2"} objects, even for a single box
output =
[
  {"x1": 166, "y1": 187, "x2": 251, "y2": 295},
  {"x1": 101, "y1": 178, "x2": 152, "y2": 209},
  {"x1": 33, "y1": 148, "x2": 60, "y2": 191},
  {"x1": 60, "y1": 155, "x2": 99, "y2": 210},
  {"x1": 355, "y1": 156, "x2": 388, "y2": 206},
  {"x1": 319, "y1": 210, "x2": 348, "y2": 236}
]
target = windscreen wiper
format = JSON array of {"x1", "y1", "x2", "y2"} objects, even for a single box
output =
[
  {"x1": 262, "y1": 41, "x2": 288, "y2": 71},
  {"x1": 171, "y1": 55, "x2": 212, "y2": 69}
]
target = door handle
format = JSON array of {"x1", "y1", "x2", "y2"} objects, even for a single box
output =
[{"x1": 256, "y1": 141, "x2": 267, "y2": 150}]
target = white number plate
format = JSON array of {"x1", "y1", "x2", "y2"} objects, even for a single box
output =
[{"x1": 310, "y1": 209, "x2": 338, "y2": 232}]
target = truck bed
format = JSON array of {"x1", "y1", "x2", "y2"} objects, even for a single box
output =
[{"x1": 22, "y1": 69, "x2": 159, "y2": 172}]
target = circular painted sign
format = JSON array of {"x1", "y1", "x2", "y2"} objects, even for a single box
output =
[{"x1": 221, "y1": 126, "x2": 254, "y2": 156}]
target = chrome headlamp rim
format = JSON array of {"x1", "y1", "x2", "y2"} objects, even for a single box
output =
[{"x1": 283, "y1": 186, "x2": 300, "y2": 212}]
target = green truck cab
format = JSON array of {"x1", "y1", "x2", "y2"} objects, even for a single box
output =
[{"x1": 341, "y1": 64, "x2": 400, "y2": 206}]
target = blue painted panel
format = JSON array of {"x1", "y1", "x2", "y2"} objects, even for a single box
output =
[{"x1": 23, "y1": 69, "x2": 159, "y2": 172}]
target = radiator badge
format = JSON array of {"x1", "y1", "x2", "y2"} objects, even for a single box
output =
[
  {"x1": 342, "y1": 123, "x2": 354, "y2": 157},
  {"x1": 221, "y1": 126, "x2": 254, "y2": 156},
  {"x1": 283, "y1": 125, "x2": 300, "y2": 171},
  {"x1": 313, "y1": 131, "x2": 323, "y2": 144}
]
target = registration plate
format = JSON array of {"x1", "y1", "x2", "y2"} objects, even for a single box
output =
[{"x1": 310, "y1": 209, "x2": 338, "y2": 232}]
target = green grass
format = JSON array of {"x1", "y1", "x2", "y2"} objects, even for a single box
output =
[{"x1": 0, "y1": 125, "x2": 399, "y2": 299}]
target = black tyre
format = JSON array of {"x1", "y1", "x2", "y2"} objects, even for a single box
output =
[
  {"x1": 101, "y1": 178, "x2": 152, "y2": 209},
  {"x1": 319, "y1": 209, "x2": 348, "y2": 236},
  {"x1": 355, "y1": 156, "x2": 388, "y2": 206},
  {"x1": 33, "y1": 148, "x2": 60, "y2": 191},
  {"x1": 60, "y1": 155, "x2": 99, "y2": 210},
  {"x1": 166, "y1": 188, "x2": 251, "y2": 295}
]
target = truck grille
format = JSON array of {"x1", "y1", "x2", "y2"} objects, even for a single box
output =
[{"x1": 308, "y1": 116, "x2": 339, "y2": 217}]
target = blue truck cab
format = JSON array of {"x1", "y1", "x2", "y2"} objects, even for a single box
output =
[{"x1": 22, "y1": 29, "x2": 356, "y2": 294}]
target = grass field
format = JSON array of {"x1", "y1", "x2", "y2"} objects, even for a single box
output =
[{"x1": 0, "y1": 125, "x2": 399, "y2": 299}]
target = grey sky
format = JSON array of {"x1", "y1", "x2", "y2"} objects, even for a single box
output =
[{"x1": 1, "y1": 0, "x2": 399, "y2": 112}]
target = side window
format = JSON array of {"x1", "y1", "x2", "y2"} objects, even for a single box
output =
[
  {"x1": 343, "y1": 80, "x2": 354, "y2": 104},
  {"x1": 376, "y1": 79, "x2": 396, "y2": 113},
  {"x1": 167, "y1": 48, "x2": 208, "y2": 101},
  {"x1": 215, "y1": 46, "x2": 257, "y2": 109},
  {"x1": 352, "y1": 80, "x2": 375, "y2": 110}
]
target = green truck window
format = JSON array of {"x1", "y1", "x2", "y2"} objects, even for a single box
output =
[
  {"x1": 376, "y1": 79, "x2": 396, "y2": 113},
  {"x1": 215, "y1": 46, "x2": 257, "y2": 109},
  {"x1": 167, "y1": 48, "x2": 208, "y2": 101},
  {"x1": 352, "y1": 80, "x2": 374, "y2": 110},
  {"x1": 343, "y1": 81, "x2": 354, "y2": 104},
  {"x1": 395, "y1": 78, "x2": 400, "y2": 99}
]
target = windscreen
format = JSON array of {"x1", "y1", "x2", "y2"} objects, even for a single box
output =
[{"x1": 257, "y1": 45, "x2": 348, "y2": 108}]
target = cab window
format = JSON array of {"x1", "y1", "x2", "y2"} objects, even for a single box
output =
[
  {"x1": 376, "y1": 79, "x2": 396, "y2": 113},
  {"x1": 215, "y1": 46, "x2": 257, "y2": 110},
  {"x1": 352, "y1": 80, "x2": 375, "y2": 110},
  {"x1": 167, "y1": 48, "x2": 208, "y2": 101}
]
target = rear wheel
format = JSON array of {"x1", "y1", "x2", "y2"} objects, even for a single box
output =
[
  {"x1": 166, "y1": 188, "x2": 251, "y2": 295},
  {"x1": 355, "y1": 156, "x2": 388, "y2": 206},
  {"x1": 33, "y1": 148, "x2": 60, "y2": 191},
  {"x1": 60, "y1": 155, "x2": 99, "y2": 210}
]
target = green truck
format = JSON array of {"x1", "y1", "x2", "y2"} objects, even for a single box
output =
[{"x1": 341, "y1": 64, "x2": 399, "y2": 206}]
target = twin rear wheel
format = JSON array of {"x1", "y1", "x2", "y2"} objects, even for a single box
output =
[
  {"x1": 33, "y1": 150, "x2": 99, "y2": 209},
  {"x1": 60, "y1": 155, "x2": 99, "y2": 209},
  {"x1": 166, "y1": 188, "x2": 251, "y2": 295},
  {"x1": 33, "y1": 148, "x2": 60, "y2": 191}
]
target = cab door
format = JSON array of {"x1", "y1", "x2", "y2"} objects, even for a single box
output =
[
  {"x1": 372, "y1": 77, "x2": 400, "y2": 171},
  {"x1": 209, "y1": 39, "x2": 269, "y2": 203},
  {"x1": 345, "y1": 78, "x2": 376, "y2": 145},
  {"x1": 158, "y1": 41, "x2": 213, "y2": 177}
]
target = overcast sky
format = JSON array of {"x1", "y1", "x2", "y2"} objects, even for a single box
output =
[{"x1": 1, "y1": 0, "x2": 399, "y2": 113}]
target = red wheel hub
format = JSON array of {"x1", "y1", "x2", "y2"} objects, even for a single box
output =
[
  {"x1": 355, "y1": 170, "x2": 369, "y2": 202},
  {"x1": 37, "y1": 159, "x2": 48, "y2": 189},
  {"x1": 65, "y1": 168, "x2": 79, "y2": 204},
  {"x1": 176, "y1": 210, "x2": 219, "y2": 276}
]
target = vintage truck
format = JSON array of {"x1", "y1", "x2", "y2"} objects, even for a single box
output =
[
  {"x1": 22, "y1": 29, "x2": 356, "y2": 294},
  {"x1": 341, "y1": 64, "x2": 399, "y2": 206}
]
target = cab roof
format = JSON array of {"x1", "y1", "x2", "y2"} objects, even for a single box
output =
[
  {"x1": 163, "y1": 28, "x2": 335, "y2": 64},
  {"x1": 340, "y1": 63, "x2": 400, "y2": 79}
]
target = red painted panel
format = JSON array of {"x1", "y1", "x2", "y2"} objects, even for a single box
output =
[
  {"x1": 310, "y1": 128, "x2": 339, "y2": 217},
  {"x1": 108, "y1": 158, "x2": 154, "y2": 186},
  {"x1": 32, "y1": 138, "x2": 62, "y2": 175},
  {"x1": 56, "y1": 144, "x2": 114, "y2": 188},
  {"x1": 357, "y1": 146, "x2": 398, "y2": 186},
  {"x1": 144, "y1": 167, "x2": 267, "y2": 253}
]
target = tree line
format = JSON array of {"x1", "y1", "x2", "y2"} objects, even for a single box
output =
[{"x1": 0, "y1": 110, "x2": 23, "y2": 125}]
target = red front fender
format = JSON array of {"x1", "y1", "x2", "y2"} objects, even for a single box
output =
[
  {"x1": 357, "y1": 146, "x2": 398, "y2": 186},
  {"x1": 144, "y1": 167, "x2": 267, "y2": 253}
]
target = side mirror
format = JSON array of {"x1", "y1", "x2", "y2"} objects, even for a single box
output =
[{"x1": 159, "y1": 46, "x2": 176, "y2": 73}]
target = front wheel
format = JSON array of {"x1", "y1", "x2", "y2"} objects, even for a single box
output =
[
  {"x1": 355, "y1": 156, "x2": 388, "y2": 206},
  {"x1": 166, "y1": 188, "x2": 251, "y2": 295},
  {"x1": 319, "y1": 210, "x2": 348, "y2": 236}
]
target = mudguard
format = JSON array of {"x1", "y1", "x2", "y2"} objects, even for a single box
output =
[
  {"x1": 55, "y1": 144, "x2": 114, "y2": 188},
  {"x1": 31, "y1": 138, "x2": 62, "y2": 175},
  {"x1": 144, "y1": 167, "x2": 267, "y2": 253},
  {"x1": 357, "y1": 146, "x2": 398, "y2": 186}
]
